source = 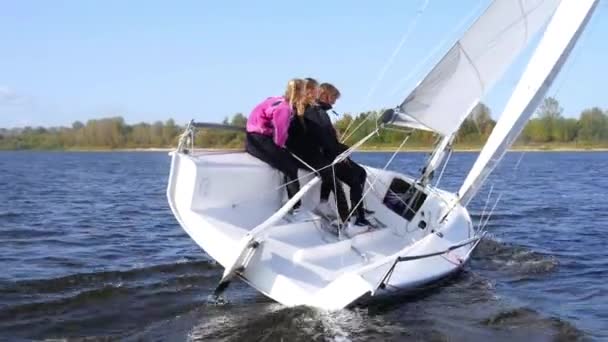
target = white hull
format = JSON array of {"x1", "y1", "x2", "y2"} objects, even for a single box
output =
[{"x1": 166, "y1": 150, "x2": 478, "y2": 310}]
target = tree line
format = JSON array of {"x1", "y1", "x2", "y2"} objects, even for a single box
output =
[{"x1": 1, "y1": 97, "x2": 607, "y2": 150}]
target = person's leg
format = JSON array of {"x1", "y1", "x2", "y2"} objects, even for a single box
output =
[
  {"x1": 302, "y1": 154, "x2": 350, "y2": 223},
  {"x1": 246, "y1": 133, "x2": 301, "y2": 209},
  {"x1": 320, "y1": 178, "x2": 331, "y2": 202},
  {"x1": 334, "y1": 159, "x2": 369, "y2": 224}
]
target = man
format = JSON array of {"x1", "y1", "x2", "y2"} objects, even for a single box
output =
[{"x1": 310, "y1": 83, "x2": 372, "y2": 233}]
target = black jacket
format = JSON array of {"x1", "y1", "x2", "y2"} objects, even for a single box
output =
[
  {"x1": 285, "y1": 104, "x2": 320, "y2": 161},
  {"x1": 286, "y1": 102, "x2": 348, "y2": 162},
  {"x1": 310, "y1": 101, "x2": 348, "y2": 160}
]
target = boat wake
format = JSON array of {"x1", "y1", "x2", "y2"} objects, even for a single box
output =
[
  {"x1": 0, "y1": 237, "x2": 586, "y2": 341},
  {"x1": 472, "y1": 238, "x2": 559, "y2": 280}
]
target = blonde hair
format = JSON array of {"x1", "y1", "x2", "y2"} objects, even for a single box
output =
[
  {"x1": 295, "y1": 77, "x2": 318, "y2": 116},
  {"x1": 284, "y1": 78, "x2": 303, "y2": 109}
]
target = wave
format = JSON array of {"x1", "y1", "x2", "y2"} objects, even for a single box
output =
[
  {"x1": 0, "y1": 211, "x2": 22, "y2": 219},
  {"x1": 0, "y1": 228, "x2": 66, "y2": 239},
  {"x1": 482, "y1": 308, "x2": 585, "y2": 340},
  {"x1": 0, "y1": 259, "x2": 222, "y2": 340},
  {"x1": 0, "y1": 259, "x2": 216, "y2": 296},
  {"x1": 469, "y1": 211, "x2": 527, "y2": 222},
  {"x1": 472, "y1": 238, "x2": 559, "y2": 276}
]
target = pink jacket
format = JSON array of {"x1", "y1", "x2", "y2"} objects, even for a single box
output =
[{"x1": 246, "y1": 96, "x2": 293, "y2": 148}]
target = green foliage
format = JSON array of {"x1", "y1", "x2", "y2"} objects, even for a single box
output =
[
  {"x1": 1, "y1": 98, "x2": 607, "y2": 150},
  {"x1": 0, "y1": 117, "x2": 178, "y2": 150}
]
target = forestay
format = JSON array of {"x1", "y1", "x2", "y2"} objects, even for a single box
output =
[
  {"x1": 459, "y1": 0, "x2": 599, "y2": 205},
  {"x1": 393, "y1": 0, "x2": 561, "y2": 136}
]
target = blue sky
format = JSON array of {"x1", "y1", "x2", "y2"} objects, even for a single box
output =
[{"x1": 0, "y1": 0, "x2": 606, "y2": 128}]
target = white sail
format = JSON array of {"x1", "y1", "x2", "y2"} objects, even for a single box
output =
[
  {"x1": 394, "y1": 0, "x2": 561, "y2": 136},
  {"x1": 458, "y1": 0, "x2": 599, "y2": 206}
]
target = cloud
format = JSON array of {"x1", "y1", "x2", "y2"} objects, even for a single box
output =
[{"x1": 0, "y1": 86, "x2": 30, "y2": 106}]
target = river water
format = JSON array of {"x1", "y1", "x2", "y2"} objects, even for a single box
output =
[{"x1": 0, "y1": 151, "x2": 606, "y2": 341}]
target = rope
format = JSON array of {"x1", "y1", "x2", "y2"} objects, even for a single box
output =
[
  {"x1": 331, "y1": 164, "x2": 341, "y2": 223},
  {"x1": 340, "y1": 112, "x2": 378, "y2": 144},
  {"x1": 363, "y1": 172, "x2": 423, "y2": 232},
  {"x1": 342, "y1": 134, "x2": 411, "y2": 224},
  {"x1": 513, "y1": 151, "x2": 525, "y2": 171},
  {"x1": 339, "y1": 115, "x2": 359, "y2": 144},
  {"x1": 335, "y1": 128, "x2": 381, "y2": 164},
  {"x1": 477, "y1": 184, "x2": 494, "y2": 232},
  {"x1": 434, "y1": 145, "x2": 453, "y2": 187},
  {"x1": 376, "y1": 235, "x2": 481, "y2": 290},
  {"x1": 478, "y1": 193, "x2": 502, "y2": 234}
]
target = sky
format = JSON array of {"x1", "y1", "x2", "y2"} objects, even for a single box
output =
[{"x1": 0, "y1": 0, "x2": 607, "y2": 128}]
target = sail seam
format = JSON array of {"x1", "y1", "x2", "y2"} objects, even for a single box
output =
[{"x1": 457, "y1": 42, "x2": 485, "y2": 92}]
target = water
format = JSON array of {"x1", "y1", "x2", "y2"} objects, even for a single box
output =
[{"x1": 0, "y1": 150, "x2": 606, "y2": 341}]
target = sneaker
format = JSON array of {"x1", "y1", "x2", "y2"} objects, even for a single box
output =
[{"x1": 354, "y1": 217, "x2": 373, "y2": 226}]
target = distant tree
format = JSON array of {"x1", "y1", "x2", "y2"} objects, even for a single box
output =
[
  {"x1": 230, "y1": 113, "x2": 247, "y2": 127},
  {"x1": 3, "y1": 99, "x2": 608, "y2": 150},
  {"x1": 162, "y1": 118, "x2": 179, "y2": 146},
  {"x1": 72, "y1": 121, "x2": 84, "y2": 130},
  {"x1": 578, "y1": 107, "x2": 607, "y2": 143},
  {"x1": 561, "y1": 118, "x2": 578, "y2": 142},
  {"x1": 536, "y1": 97, "x2": 563, "y2": 142},
  {"x1": 456, "y1": 102, "x2": 495, "y2": 144},
  {"x1": 538, "y1": 97, "x2": 563, "y2": 119}
]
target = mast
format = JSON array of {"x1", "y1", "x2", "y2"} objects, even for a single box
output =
[{"x1": 458, "y1": 0, "x2": 599, "y2": 205}]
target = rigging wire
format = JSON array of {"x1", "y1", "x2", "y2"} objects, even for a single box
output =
[
  {"x1": 387, "y1": 0, "x2": 487, "y2": 98},
  {"x1": 479, "y1": 193, "x2": 502, "y2": 234},
  {"x1": 340, "y1": 112, "x2": 378, "y2": 144},
  {"x1": 341, "y1": 0, "x2": 430, "y2": 142},
  {"x1": 342, "y1": 134, "x2": 412, "y2": 224},
  {"x1": 361, "y1": 0, "x2": 430, "y2": 108},
  {"x1": 477, "y1": 184, "x2": 494, "y2": 232},
  {"x1": 433, "y1": 145, "x2": 453, "y2": 188}
]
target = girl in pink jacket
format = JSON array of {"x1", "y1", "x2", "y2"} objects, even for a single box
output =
[{"x1": 245, "y1": 79, "x2": 303, "y2": 210}]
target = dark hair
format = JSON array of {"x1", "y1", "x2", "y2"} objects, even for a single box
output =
[{"x1": 319, "y1": 83, "x2": 340, "y2": 99}]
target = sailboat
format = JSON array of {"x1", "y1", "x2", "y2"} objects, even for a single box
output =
[{"x1": 166, "y1": 0, "x2": 598, "y2": 310}]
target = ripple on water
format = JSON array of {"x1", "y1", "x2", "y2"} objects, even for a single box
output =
[{"x1": 0, "y1": 151, "x2": 606, "y2": 340}]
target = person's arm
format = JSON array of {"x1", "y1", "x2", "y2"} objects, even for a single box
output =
[
  {"x1": 307, "y1": 109, "x2": 342, "y2": 159},
  {"x1": 271, "y1": 104, "x2": 292, "y2": 148}
]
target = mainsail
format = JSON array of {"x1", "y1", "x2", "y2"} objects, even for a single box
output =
[
  {"x1": 392, "y1": 0, "x2": 561, "y2": 136},
  {"x1": 458, "y1": 0, "x2": 599, "y2": 205}
]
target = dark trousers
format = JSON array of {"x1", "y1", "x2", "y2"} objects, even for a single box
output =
[
  {"x1": 245, "y1": 132, "x2": 301, "y2": 209},
  {"x1": 321, "y1": 158, "x2": 367, "y2": 221},
  {"x1": 293, "y1": 153, "x2": 350, "y2": 223}
]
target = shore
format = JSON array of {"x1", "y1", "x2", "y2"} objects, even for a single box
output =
[
  {"x1": 3, "y1": 145, "x2": 608, "y2": 153},
  {"x1": 67, "y1": 146, "x2": 608, "y2": 152}
]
